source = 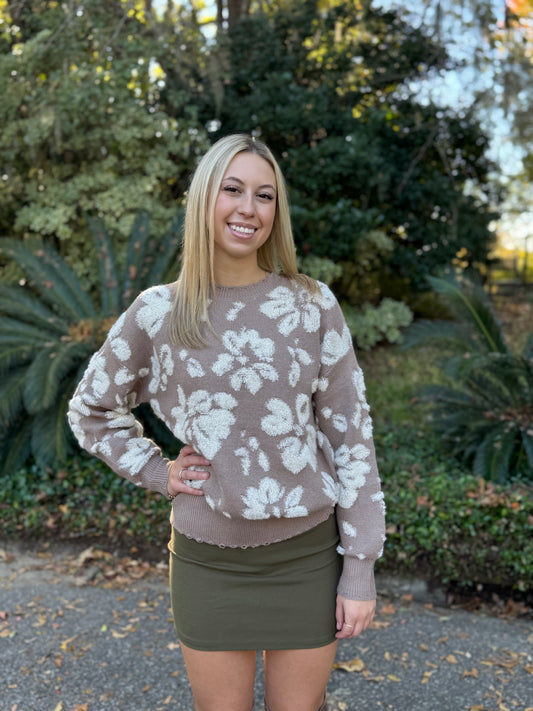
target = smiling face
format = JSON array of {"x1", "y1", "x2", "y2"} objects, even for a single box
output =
[{"x1": 213, "y1": 151, "x2": 277, "y2": 281}]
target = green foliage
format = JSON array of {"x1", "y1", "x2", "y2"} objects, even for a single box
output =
[
  {"x1": 0, "y1": 214, "x2": 182, "y2": 475},
  {"x1": 343, "y1": 298, "x2": 413, "y2": 351},
  {"x1": 198, "y1": 0, "x2": 497, "y2": 294},
  {"x1": 0, "y1": 455, "x2": 169, "y2": 542},
  {"x1": 377, "y1": 427, "x2": 533, "y2": 591},
  {"x1": 297, "y1": 254, "x2": 342, "y2": 285},
  {"x1": 403, "y1": 274, "x2": 533, "y2": 482},
  {"x1": 0, "y1": 0, "x2": 208, "y2": 288},
  {"x1": 2, "y1": 432, "x2": 531, "y2": 593}
]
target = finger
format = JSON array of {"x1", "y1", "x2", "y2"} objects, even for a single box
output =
[
  {"x1": 335, "y1": 597, "x2": 344, "y2": 632},
  {"x1": 179, "y1": 482, "x2": 206, "y2": 496},
  {"x1": 335, "y1": 621, "x2": 355, "y2": 639}
]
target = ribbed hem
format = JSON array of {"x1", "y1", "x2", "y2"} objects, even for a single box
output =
[
  {"x1": 170, "y1": 495, "x2": 333, "y2": 549},
  {"x1": 337, "y1": 556, "x2": 376, "y2": 601}
]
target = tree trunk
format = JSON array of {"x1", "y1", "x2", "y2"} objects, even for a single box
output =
[{"x1": 218, "y1": 0, "x2": 251, "y2": 29}]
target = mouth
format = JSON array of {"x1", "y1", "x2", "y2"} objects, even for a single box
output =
[{"x1": 228, "y1": 223, "x2": 257, "y2": 239}]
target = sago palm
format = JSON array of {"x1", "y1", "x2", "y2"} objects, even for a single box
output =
[
  {"x1": 403, "y1": 274, "x2": 533, "y2": 482},
  {"x1": 0, "y1": 212, "x2": 182, "y2": 476}
]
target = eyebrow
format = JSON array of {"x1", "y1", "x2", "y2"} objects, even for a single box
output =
[{"x1": 222, "y1": 176, "x2": 277, "y2": 192}]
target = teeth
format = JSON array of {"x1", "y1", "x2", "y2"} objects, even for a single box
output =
[{"x1": 231, "y1": 224, "x2": 255, "y2": 235}]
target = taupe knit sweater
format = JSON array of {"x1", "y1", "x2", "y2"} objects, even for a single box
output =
[{"x1": 68, "y1": 273, "x2": 385, "y2": 600}]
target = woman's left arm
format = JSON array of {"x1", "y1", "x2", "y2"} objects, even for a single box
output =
[{"x1": 313, "y1": 288, "x2": 386, "y2": 604}]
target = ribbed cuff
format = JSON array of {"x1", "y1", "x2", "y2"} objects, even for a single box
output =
[
  {"x1": 337, "y1": 556, "x2": 376, "y2": 601},
  {"x1": 141, "y1": 455, "x2": 172, "y2": 497}
]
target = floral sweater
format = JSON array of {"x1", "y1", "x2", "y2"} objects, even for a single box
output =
[{"x1": 68, "y1": 272, "x2": 385, "y2": 600}]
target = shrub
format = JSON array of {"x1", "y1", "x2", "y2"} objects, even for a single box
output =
[
  {"x1": 343, "y1": 298, "x2": 414, "y2": 350},
  {"x1": 376, "y1": 428, "x2": 533, "y2": 591},
  {"x1": 0, "y1": 455, "x2": 169, "y2": 543},
  {"x1": 402, "y1": 274, "x2": 533, "y2": 482}
]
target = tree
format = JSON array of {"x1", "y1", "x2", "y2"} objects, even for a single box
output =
[
  {"x1": 190, "y1": 0, "x2": 498, "y2": 295},
  {"x1": 0, "y1": 0, "x2": 207, "y2": 287}
]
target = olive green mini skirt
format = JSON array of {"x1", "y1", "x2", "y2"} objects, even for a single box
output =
[{"x1": 168, "y1": 516, "x2": 342, "y2": 651}]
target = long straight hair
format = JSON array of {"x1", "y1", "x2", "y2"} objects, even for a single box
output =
[{"x1": 169, "y1": 134, "x2": 318, "y2": 348}]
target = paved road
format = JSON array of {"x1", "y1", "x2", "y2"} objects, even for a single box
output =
[{"x1": 1, "y1": 541, "x2": 532, "y2": 711}]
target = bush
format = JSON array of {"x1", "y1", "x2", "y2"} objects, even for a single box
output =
[
  {"x1": 377, "y1": 428, "x2": 533, "y2": 592},
  {"x1": 0, "y1": 455, "x2": 170, "y2": 543},
  {"x1": 402, "y1": 274, "x2": 533, "y2": 483},
  {"x1": 2, "y1": 431, "x2": 532, "y2": 594}
]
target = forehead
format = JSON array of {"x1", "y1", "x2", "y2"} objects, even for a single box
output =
[{"x1": 223, "y1": 152, "x2": 276, "y2": 186}]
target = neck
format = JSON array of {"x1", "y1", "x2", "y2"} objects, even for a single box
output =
[{"x1": 214, "y1": 262, "x2": 267, "y2": 288}]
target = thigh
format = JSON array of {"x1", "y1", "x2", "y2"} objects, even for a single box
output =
[
  {"x1": 180, "y1": 642, "x2": 256, "y2": 711},
  {"x1": 263, "y1": 641, "x2": 338, "y2": 711}
]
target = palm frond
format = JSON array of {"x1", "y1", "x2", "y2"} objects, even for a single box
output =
[
  {"x1": 401, "y1": 319, "x2": 480, "y2": 354},
  {"x1": 524, "y1": 333, "x2": 533, "y2": 361},
  {"x1": 24, "y1": 341, "x2": 92, "y2": 414},
  {"x1": 87, "y1": 215, "x2": 121, "y2": 316},
  {"x1": 141, "y1": 211, "x2": 183, "y2": 287},
  {"x1": 0, "y1": 341, "x2": 44, "y2": 372},
  {"x1": 31, "y1": 389, "x2": 75, "y2": 466},
  {"x1": 0, "y1": 238, "x2": 95, "y2": 320},
  {"x1": 472, "y1": 428, "x2": 520, "y2": 484},
  {"x1": 0, "y1": 314, "x2": 62, "y2": 344},
  {"x1": 0, "y1": 418, "x2": 33, "y2": 477},
  {"x1": 0, "y1": 369, "x2": 25, "y2": 423},
  {"x1": 122, "y1": 211, "x2": 152, "y2": 306},
  {"x1": 23, "y1": 341, "x2": 93, "y2": 414},
  {"x1": 426, "y1": 275, "x2": 509, "y2": 355},
  {"x1": 0, "y1": 284, "x2": 70, "y2": 334},
  {"x1": 521, "y1": 432, "x2": 533, "y2": 469}
]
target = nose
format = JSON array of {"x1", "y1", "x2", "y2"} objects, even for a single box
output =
[{"x1": 237, "y1": 192, "x2": 255, "y2": 216}]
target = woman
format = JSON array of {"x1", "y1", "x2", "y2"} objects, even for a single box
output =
[{"x1": 68, "y1": 134, "x2": 386, "y2": 711}]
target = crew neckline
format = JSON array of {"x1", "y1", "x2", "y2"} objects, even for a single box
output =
[{"x1": 214, "y1": 271, "x2": 278, "y2": 298}]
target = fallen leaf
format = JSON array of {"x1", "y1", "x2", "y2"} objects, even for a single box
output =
[
  {"x1": 60, "y1": 635, "x2": 77, "y2": 651},
  {"x1": 333, "y1": 657, "x2": 365, "y2": 673},
  {"x1": 387, "y1": 674, "x2": 401, "y2": 682},
  {"x1": 445, "y1": 654, "x2": 458, "y2": 664},
  {"x1": 368, "y1": 619, "x2": 391, "y2": 629},
  {"x1": 379, "y1": 603, "x2": 396, "y2": 615},
  {"x1": 462, "y1": 668, "x2": 479, "y2": 678}
]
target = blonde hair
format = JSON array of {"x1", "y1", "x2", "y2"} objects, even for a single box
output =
[{"x1": 169, "y1": 134, "x2": 318, "y2": 347}]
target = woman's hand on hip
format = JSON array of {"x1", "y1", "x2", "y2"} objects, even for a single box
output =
[
  {"x1": 167, "y1": 445, "x2": 210, "y2": 498},
  {"x1": 335, "y1": 595, "x2": 376, "y2": 639}
]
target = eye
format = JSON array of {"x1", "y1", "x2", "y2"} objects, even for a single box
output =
[
  {"x1": 223, "y1": 185, "x2": 240, "y2": 194},
  {"x1": 258, "y1": 192, "x2": 274, "y2": 201}
]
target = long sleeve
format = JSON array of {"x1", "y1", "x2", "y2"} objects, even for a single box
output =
[
  {"x1": 313, "y1": 298, "x2": 386, "y2": 600},
  {"x1": 67, "y1": 286, "x2": 173, "y2": 497}
]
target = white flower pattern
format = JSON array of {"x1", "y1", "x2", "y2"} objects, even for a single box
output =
[
  {"x1": 241, "y1": 477, "x2": 308, "y2": 519},
  {"x1": 212, "y1": 328, "x2": 277, "y2": 394},
  {"x1": 261, "y1": 394, "x2": 317, "y2": 474},
  {"x1": 234, "y1": 433, "x2": 270, "y2": 477},
  {"x1": 135, "y1": 286, "x2": 172, "y2": 337},
  {"x1": 171, "y1": 387, "x2": 238, "y2": 460}
]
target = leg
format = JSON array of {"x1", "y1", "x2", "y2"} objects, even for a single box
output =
[
  {"x1": 180, "y1": 642, "x2": 256, "y2": 711},
  {"x1": 263, "y1": 641, "x2": 337, "y2": 711}
]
